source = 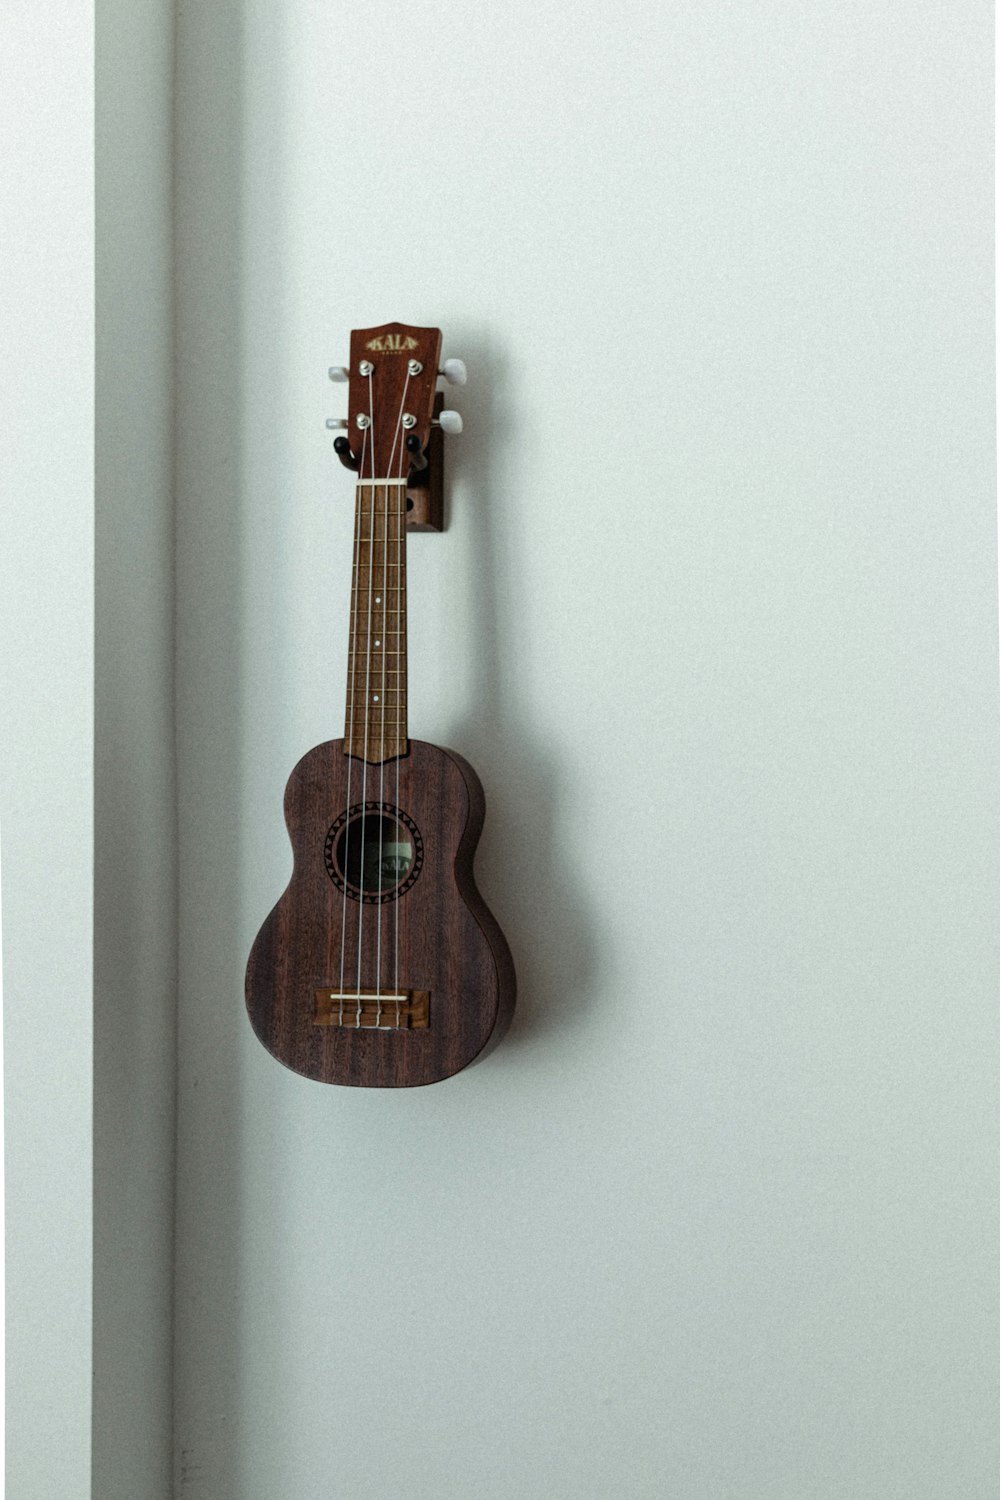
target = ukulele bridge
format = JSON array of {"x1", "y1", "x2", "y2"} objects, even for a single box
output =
[{"x1": 314, "y1": 988, "x2": 430, "y2": 1030}]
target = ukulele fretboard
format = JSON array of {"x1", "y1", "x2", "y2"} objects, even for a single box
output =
[{"x1": 344, "y1": 480, "x2": 408, "y2": 762}]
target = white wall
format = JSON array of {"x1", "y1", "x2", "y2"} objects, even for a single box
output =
[
  {"x1": 172, "y1": 3, "x2": 999, "y2": 1497},
  {"x1": 0, "y1": 5, "x2": 95, "y2": 1496},
  {"x1": 3, "y1": 1, "x2": 995, "y2": 1496}
]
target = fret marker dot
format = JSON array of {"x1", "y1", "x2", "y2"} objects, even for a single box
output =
[
  {"x1": 375, "y1": 639, "x2": 380, "y2": 647},
  {"x1": 373, "y1": 695, "x2": 379, "y2": 703},
  {"x1": 376, "y1": 596, "x2": 381, "y2": 604}
]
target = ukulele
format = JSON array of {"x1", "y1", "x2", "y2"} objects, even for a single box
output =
[{"x1": 245, "y1": 322, "x2": 516, "y2": 1086}]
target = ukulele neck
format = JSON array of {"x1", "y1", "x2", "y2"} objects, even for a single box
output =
[{"x1": 344, "y1": 479, "x2": 408, "y2": 762}]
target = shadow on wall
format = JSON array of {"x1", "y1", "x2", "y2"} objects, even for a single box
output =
[
  {"x1": 172, "y1": 0, "x2": 252, "y2": 1496},
  {"x1": 92, "y1": 1, "x2": 180, "y2": 1496},
  {"x1": 438, "y1": 325, "x2": 601, "y2": 1048}
]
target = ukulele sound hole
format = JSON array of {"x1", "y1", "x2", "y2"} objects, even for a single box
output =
[
  {"x1": 340, "y1": 815, "x2": 410, "y2": 892},
  {"x1": 324, "y1": 803, "x2": 423, "y2": 904}
]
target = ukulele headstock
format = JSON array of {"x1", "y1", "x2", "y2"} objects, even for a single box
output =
[{"x1": 342, "y1": 323, "x2": 443, "y2": 480}]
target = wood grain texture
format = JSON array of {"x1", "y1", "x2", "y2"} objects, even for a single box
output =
[{"x1": 245, "y1": 738, "x2": 516, "y2": 1087}]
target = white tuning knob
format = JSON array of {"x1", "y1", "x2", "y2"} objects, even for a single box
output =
[
  {"x1": 439, "y1": 358, "x2": 467, "y2": 387},
  {"x1": 437, "y1": 410, "x2": 463, "y2": 435},
  {"x1": 325, "y1": 417, "x2": 347, "y2": 429},
  {"x1": 328, "y1": 365, "x2": 349, "y2": 383}
]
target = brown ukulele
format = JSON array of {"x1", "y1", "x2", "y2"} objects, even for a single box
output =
[{"x1": 245, "y1": 322, "x2": 515, "y2": 1086}]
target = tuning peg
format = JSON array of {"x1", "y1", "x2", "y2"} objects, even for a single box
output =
[
  {"x1": 328, "y1": 365, "x2": 349, "y2": 383},
  {"x1": 434, "y1": 410, "x2": 463, "y2": 435},
  {"x1": 439, "y1": 358, "x2": 467, "y2": 387},
  {"x1": 325, "y1": 417, "x2": 347, "y2": 430}
]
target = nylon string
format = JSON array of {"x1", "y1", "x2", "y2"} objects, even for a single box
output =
[
  {"x1": 350, "y1": 368, "x2": 410, "y2": 1026},
  {"x1": 355, "y1": 369, "x2": 377, "y2": 1023},
  {"x1": 375, "y1": 369, "x2": 410, "y2": 1023},
  {"x1": 338, "y1": 420, "x2": 369, "y2": 1019},
  {"x1": 393, "y1": 395, "x2": 407, "y2": 1005}
]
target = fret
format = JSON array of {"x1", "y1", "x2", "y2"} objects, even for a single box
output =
[
  {"x1": 346, "y1": 730, "x2": 407, "y2": 739},
  {"x1": 346, "y1": 711, "x2": 408, "y2": 721},
  {"x1": 346, "y1": 729, "x2": 407, "y2": 738},
  {"x1": 345, "y1": 731, "x2": 408, "y2": 750},
  {"x1": 345, "y1": 746, "x2": 406, "y2": 756},
  {"x1": 346, "y1": 730, "x2": 408, "y2": 739},
  {"x1": 345, "y1": 711, "x2": 408, "y2": 721}
]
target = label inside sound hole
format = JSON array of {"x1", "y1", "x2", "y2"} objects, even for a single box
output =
[{"x1": 324, "y1": 802, "x2": 423, "y2": 904}]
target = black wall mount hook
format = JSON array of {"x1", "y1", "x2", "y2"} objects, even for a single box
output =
[
  {"x1": 405, "y1": 432, "x2": 429, "y2": 472},
  {"x1": 333, "y1": 435, "x2": 359, "y2": 472}
]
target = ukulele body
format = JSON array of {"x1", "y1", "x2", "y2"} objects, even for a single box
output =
[{"x1": 245, "y1": 737, "x2": 515, "y2": 1087}]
